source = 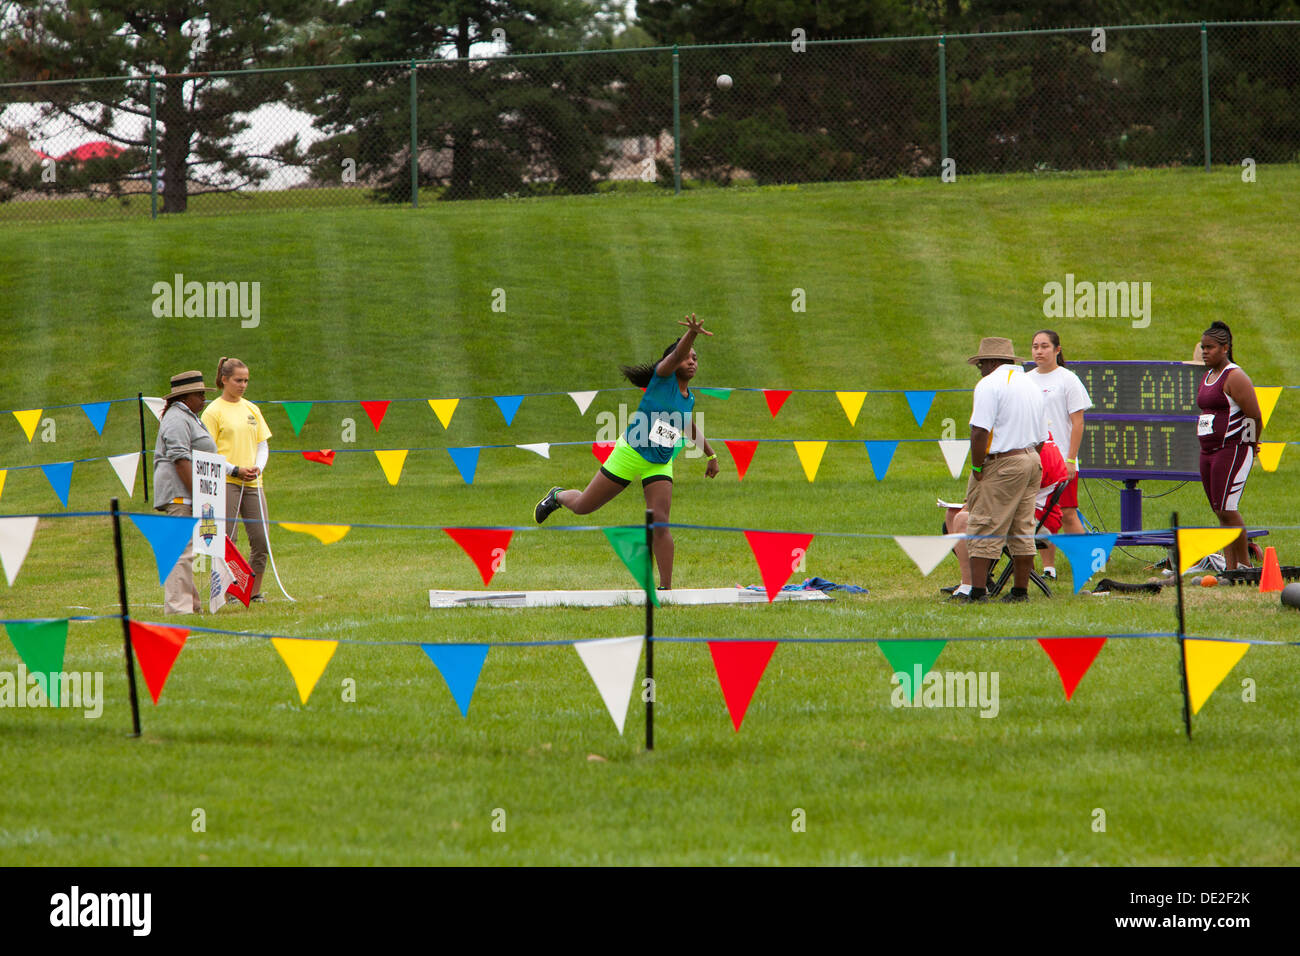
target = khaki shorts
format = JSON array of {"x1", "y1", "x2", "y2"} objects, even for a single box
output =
[{"x1": 965, "y1": 450, "x2": 1042, "y2": 559}]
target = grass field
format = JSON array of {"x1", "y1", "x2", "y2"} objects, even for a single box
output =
[{"x1": 1, "y1": 166, "x2": 1298, "y2": 865}]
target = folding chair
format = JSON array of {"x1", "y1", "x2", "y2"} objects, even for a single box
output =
[{"x1": 987, "y1": 480, "x2": 1067, "y2": 598}]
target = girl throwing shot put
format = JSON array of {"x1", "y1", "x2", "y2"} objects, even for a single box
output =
[{"x1": 534, "y1": 315, "x2": 720, "y2": 589}]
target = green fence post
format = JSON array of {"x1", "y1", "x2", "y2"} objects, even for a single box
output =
[
  {"x1": 672, "y1": 44, "x2": 681, "y2": 196},
  {"x1": 938, "y1": 35, "x2": 949, "y2": 169},
  {"x1": 410, "y1": 60, "x2": 419, "y2": 207},
  {"x1": 1200, "y1": 22, "x2": 1211, "y2": 172},
  {"x1": 149, "y1": 75, "x2": 158, "y2": 219}
]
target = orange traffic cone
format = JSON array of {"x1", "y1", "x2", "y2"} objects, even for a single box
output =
[{"x1": 1259, "y1": 546, "x2": 1283, "y2": 593}]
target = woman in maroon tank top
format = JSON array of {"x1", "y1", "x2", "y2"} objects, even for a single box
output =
[{"x1": 1196, "y1": 321, "x2": 1263, "y2": 569}]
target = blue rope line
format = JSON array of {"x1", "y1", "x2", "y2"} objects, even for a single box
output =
[
  {"x1": 12, "y1": 510, "x2": 1300, "y2": 539},
  {"x1": 0, "y1": 614, "x2": 124, "y2": 624}
]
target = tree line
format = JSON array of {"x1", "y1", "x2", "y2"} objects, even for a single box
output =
[{"x1": 2, "y1": 1, "x2": 1297, "y2": 211}]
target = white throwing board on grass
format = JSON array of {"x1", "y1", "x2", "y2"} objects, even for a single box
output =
[{"x1": 428, "y1": 587, "x2": 834, "y2": 609}]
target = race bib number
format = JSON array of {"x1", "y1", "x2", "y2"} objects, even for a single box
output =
[
  {"x1": 649, "y1": 419, "x2": 682, "y2": 448},
  {"x1": 1197, "y1": 413, "x2": 1215, "y2": 437}
]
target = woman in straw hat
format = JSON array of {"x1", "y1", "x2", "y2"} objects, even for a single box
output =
[{"x1": 152, "y1": 370, "x2": 258, "y2": 614}]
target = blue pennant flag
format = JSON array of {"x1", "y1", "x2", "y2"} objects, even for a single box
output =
[
  {"x1": 41, "y1": 462, "x2": 74, "y2": 507},
  {"x1": 81, "y1": 402, "x2": 111, "y2": 435},
  {"x1": 422, "y1": 644, "x2": 490, "y2": 716},
  {"x1": 127, "y1": 513, "x2": 198, "y2": 586},
  {"x1": 863, "y1": 441, "x2": 899, "y2": 481},
  {"x1": 904, "y1": 391, "x2": 936, "y2": 428},
  {"x1": 1046, "y1": 533, "x2": 1118, "y2": 593},
  {"x1": 493, "y1": 395, "x2": 524, "y2": 427},
  {"x1": 447, "y1": 446, "x2": 481, "y2": 485}
]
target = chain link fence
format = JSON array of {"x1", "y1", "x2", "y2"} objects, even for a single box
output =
[{"x1": 2, "y1": 21, "x2": 1297, "y2": 224}]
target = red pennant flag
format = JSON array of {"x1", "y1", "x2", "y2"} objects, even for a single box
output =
[
  {"x1": 762, "y1": 390, "x2": 792, "y2": 417},
  {"x1": 709, "y1": 641, "x2": 778, "y2": 731},
  {"x1": 592, "y1": 441, "x2": 615, "y2": 464},
  {"x1": 444, "y1": 528, "x2": 514, "y2": 586},
  {"x1": 301, "y1": 449, "x2": 335, "y2": 466},
  {"x1": 743, "y1": 530, "x2": 814, "y2": 602},
  {"x1": 724, "y1": 440, "x2": 758, "y2": 481},
  {"x1": 361, "y1": 400, "x2": 390, "y2": 431},
  {"x1": 224, "y1": 537, "x2": 255, "y2": 607},
  {"x1": 1037, "y1": 637, "x2": 1106, "y2": 700},
  {"x1": 129, "y1": 620, "x2": 189, "y2": 704}
]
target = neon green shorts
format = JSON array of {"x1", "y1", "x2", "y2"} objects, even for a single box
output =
[{"x1": 601, "y1": 436, "x2": 675, "y2": 486}]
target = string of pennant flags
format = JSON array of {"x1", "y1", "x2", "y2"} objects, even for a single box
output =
[
  {"x1": 3, "y1": 435, "x2": 1295, "y2": 508},
  {"x1": 5, "y1": 386, "x2": 981, "y2": 435},
  {"x1": 0, "y1": 504, "x2": 1292, "y2": 738},
  {"x1": 0, "y1": 615, "x2": 1285, "y2": 734},
  {"x1": 4, "y1": 385, "x2": 1289, "y2": 444},
  {"x1": 0, "y1": 506, "x2": 1288, "y2": 599}
]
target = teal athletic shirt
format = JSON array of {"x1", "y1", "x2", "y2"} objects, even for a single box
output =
[{"x1": 624, "y1": 370, "x2": 696, "y2": 465}]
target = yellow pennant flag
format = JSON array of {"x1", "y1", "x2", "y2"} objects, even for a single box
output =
[
  {"x1": 12, "y1": 409, "x2": 42, "y2": 442},
  {"x1": 1254, "y1": 386, "x2": 1282, "y2": 430},
  {"x1": 793, "y1": 441, "x2": 828, "y2": 482},
  {"x1": 374, "y1": 449, "x2": 409, "y2": 486},
  {"x1": 428, "y1": 398, "x2": 459, "y2": 429},
  {"x1": 279, "y1": 522, "x2": 350, "y2": 545},
  {"x1": 0, "y1": 470, "x2": 6, "y2": 501},
  {"x1": 1177, "y1": 528, "x2": 1242, "y2": 574},
  {"x1": 1185, "y1": 639, "x2": 1250, "y2": 715},
  {"x1": 271, "y1": 637, "x2": 338, "y2": 705},
  {"x1": 835, "y1": 391, "x2": 867, "y2": 427},
  {"x1": 1257, "y1": 442, "x2": 1285, "y2": 473}
]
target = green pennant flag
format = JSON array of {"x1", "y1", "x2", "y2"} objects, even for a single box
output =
[
  {"x1": 282, "y1": 402, "x2": 312, "y2": 436},
  {"x1": 697, "y1": 388, "x2": 731, "y2": 400},
  {"x1": 602, "y1": 526, "x2": 659, "y2": 607},
  {"x1": 4, "y1": 619, "x2": 69, "y2": 706},
  {"x1": 878, "y1": 639, "x2": 946, "y2": 704}
]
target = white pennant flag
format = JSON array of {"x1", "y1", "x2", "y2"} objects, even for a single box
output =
[
  {"x1": 569, "y1": 391, "x2": 598, "y2": 416},
  {"x1": 573, "y1": 636, "x2": 644, "y2": 735},
  {"x1": 143, "y1": 396, "x2": 166, "y2": 421},
  {"x1": 894, "y1": 534, "x2": 963, "y2": 577},
  {"x1": 938, "y1": 440, "x2": 969, "y2": 479},
  {"x1": 517, "y1": 443, "x2": 551, "y2": 459},
  {"x1": 208, "y1": 554, "x2": 235, "y2": 613},
  {"x1": 0, "y1": 516, "x2": 40, "y2": 586},
  {"x1": 108, "y1": 452, "x2": 140, "y2": 497}
]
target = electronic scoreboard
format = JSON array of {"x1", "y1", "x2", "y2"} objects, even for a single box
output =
[{"x1": 1062, "y1": 361, "x2": 1203, "y2": 481}]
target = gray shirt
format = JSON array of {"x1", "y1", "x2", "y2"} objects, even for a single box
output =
[{"x1": 153, "y1": 401, "x2": 218, "y2": 510}]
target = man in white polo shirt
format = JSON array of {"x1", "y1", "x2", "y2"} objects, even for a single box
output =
[{"x1": 959, "y1": 337, "x2": 1048, "y2": 604}]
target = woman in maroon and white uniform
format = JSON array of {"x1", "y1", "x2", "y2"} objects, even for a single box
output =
[{"x1": 1197, "y1": 321, "x2": 1263, "y2": 569}]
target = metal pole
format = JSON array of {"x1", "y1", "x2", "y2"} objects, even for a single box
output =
[
  {"x1": 1172, "y1": 511, "x2": 1192, "y2": 740},
  {"x1": 938, "y1": 35, "x2": 949, "y2": 166},
  {"x1": 410, "y1": 60, "x2": 419, "y2": 207},
  {"x1": 645, "y1": 508, "x2": 654, "y2": 751},
  {"x1": 138, "y1": 392, "x2": 150, "y2": 502},
  {"x1": 111, "y1": 498, "x2": 143, "y2": 737},
  {"x1": 1200, "y1": 23, "x2": 1211, "y2": 172},
  {"x1": 149, "y1": 77, "x2": 158, "y2": 219},
  {"x1": 672, "y1": 45, "x2": 681, "y2": 196}
]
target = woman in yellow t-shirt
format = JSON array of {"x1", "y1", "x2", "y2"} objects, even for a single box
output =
[{"x1": 202, "y1": 357, "x2": 273, "y2": 602}]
